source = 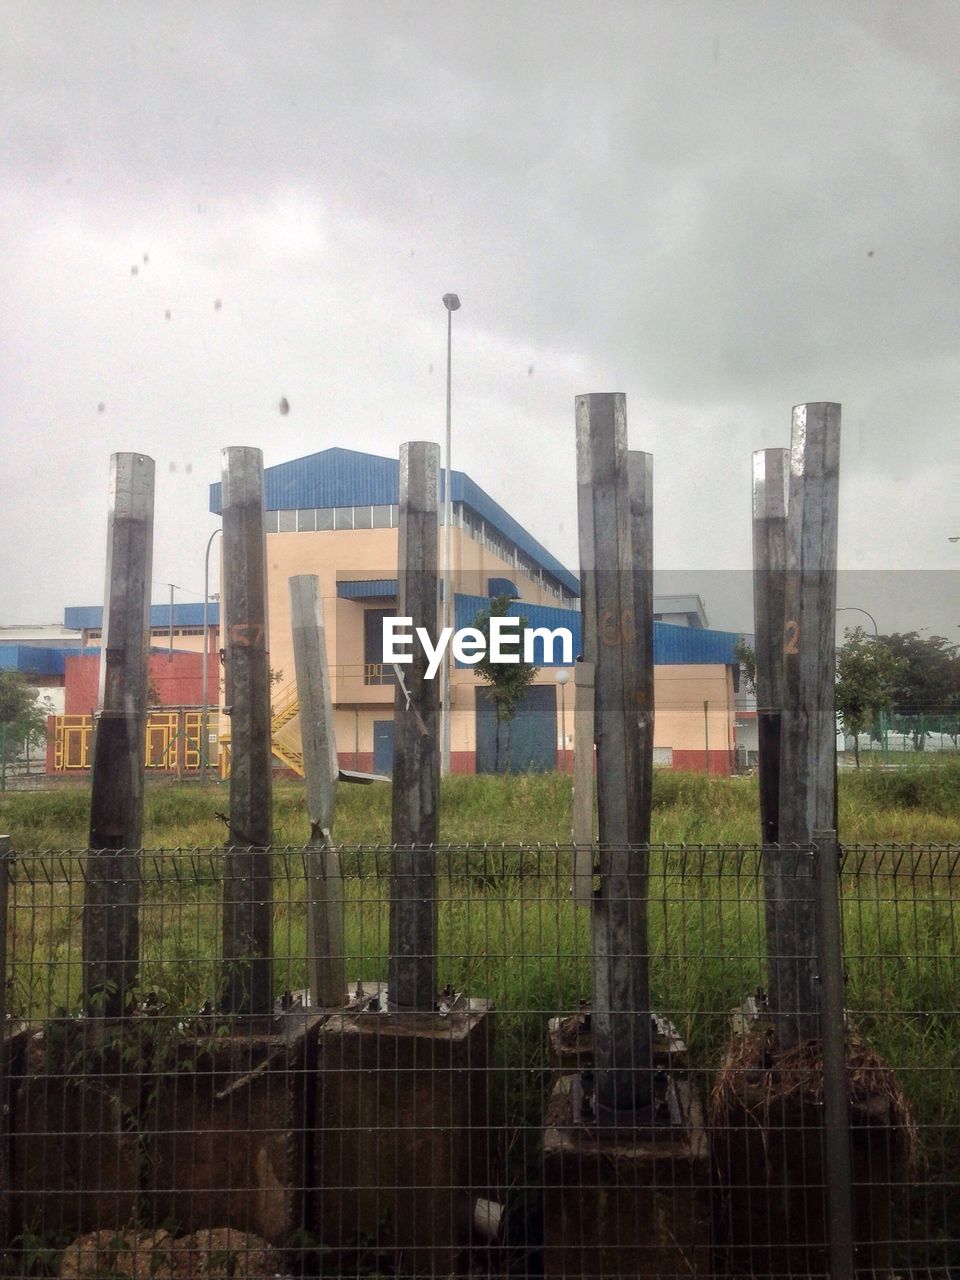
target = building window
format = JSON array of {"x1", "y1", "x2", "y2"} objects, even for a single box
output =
[
  {"x1": 264, "y1": 511, "x2": 279, "y2": 534},
  {"x1": 372, "y1": 504, "x2": 392, "y2": 528},
  {"x1": 316, "y1": 507, "x2": 334, "y2": 531},
  {"x1": 363, "y1": 607, "x2": 397, "y2": 686},
  {"x1": 353, "y1": 505, "x2": 373, "y2": 530},
  {"x1": 278, "y1": 510, "x2": 297, "y2": 533},
  {"x1": 335, "y1": 506, "x2": 354, "y2": 531},
  {"x1": 297, "y1": 508, "x2": 316, "y2": 531}
]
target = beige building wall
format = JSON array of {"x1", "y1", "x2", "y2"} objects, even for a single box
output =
[{"x1": 229, "y1": 521, "x2": 735, "y2": 776}]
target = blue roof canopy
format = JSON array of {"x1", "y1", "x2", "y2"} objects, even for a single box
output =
[{"x1": 452, "y1": 596, "x2": 740, "y2": 668}]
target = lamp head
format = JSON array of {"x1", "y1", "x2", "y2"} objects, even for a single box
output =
[
  {"x1": 442, "y1": 293, "x2": 461, "y2": 311},
  {"x1": 554, "y1": 668, "x2": 571, "y2": 685}
]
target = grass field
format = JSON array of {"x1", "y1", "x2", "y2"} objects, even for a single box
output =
[
  {"x1": 2, "y1": 761, "x2": 958, "y2": 1269},
  {"x1": 2, "y1": 755, "x2": 959, "y2": 849}
]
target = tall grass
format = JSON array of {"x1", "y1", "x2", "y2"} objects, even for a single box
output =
[{"x1": 2, "y1": 756, "x2": 958, "y2": 849}]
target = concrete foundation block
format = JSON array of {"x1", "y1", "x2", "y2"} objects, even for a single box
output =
[
  {"x1": 313, "y1": 998, "x2": 493, "y2": 1276},
  {"x1": 712, "y1": 1058, "x2": 903, "y2": 1276},
  {"x1": 542, "y1": 1073, "x2": 713, "y2": 1279},
  {"x1": 13, "y1": 1019, "x2": 142, "y2": 1240},
  {"x1": 143, "y1": 1009, "x2": 324, "y2": 1247}
]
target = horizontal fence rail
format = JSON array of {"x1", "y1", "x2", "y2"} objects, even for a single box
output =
[{"x1": 0, "y1": 842, "x2": 957, "y2": 1278}]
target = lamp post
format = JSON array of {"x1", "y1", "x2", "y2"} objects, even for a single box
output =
[
  {"x1": 440, "y1": 292, "x2": 461, "y2": 779},
  {"x1": 158, "y1": 582, "x2": 180, "y2": 661},
  {"x1": 201, "y1": 526, "x2": 223, "y2": 785},
  {"x1": 837, "y1": 605, "x2": 886, "y2": 762},
  {"x1": 554, "y1": 668, "x2": 570, "y2": 773}
]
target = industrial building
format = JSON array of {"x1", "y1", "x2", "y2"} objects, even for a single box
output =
[{"x1": 41, "y1": 446, "x2": 743, "y2": 776}]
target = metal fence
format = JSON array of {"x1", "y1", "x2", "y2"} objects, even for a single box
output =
[{"x1": 1, "y1": 842, "x2": 957, "y2": 1278}]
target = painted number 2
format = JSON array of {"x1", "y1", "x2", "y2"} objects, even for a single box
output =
[{"x1": 783, "y1": 620, "x2": 799, "y2": 655}]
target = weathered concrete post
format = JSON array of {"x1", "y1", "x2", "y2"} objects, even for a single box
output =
[
  {"x1": 388, "y1": 440, "x2": 440, "y2": 1011},
  {"x1": 83, "y1": 452, "x2": 154, "y2": 1017},
  {"x1": 629, "y1": 450, "x2": 654, "y2": 846},
  {"x1": 752, "y1": 448, "x2": 789, "y2": 846},
  {"x1": 775, "y1": 403, "x2": 841, "y2": 1047},
  {"x1": 575, "y1": 393, "x2": 652, "y2": 1113},
  {"x1": 289, "y1": 574, "x2": 346, "y2": 1009},
  {"x1": 220, "y1": 446, "x2": 273, "y2": 1018}
]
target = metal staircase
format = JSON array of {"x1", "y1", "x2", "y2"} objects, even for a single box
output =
[{"x1": 218, "y1": 681, "x2": 306, "y2": 778}]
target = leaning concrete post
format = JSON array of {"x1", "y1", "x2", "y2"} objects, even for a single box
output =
[
  {"x1": 221, "y1": 446, "x2": 273, "y2": 1017},
  {"x1": 83, "y1": 452, "x2": 154, "y2": 1017},
  {"x1": 575, "y1": 393, "x2": 652, "y2": 1113},
  {"x1": 289, "y1": 574, "x2": 346, "y2": 1009},
  {"x1": 752, "y1": 448, "x2": 789, "y2": 846},
  {"x1": 775, "y1": 403, "x2": 841, "y2": 1047},
  {"x1": 388, "y1": 441, "x2": 441, "y2": 1010}
]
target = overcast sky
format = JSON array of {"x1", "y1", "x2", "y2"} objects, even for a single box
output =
[{"x1": 2, "y1": 1, "x2": 957, "y2": 638}]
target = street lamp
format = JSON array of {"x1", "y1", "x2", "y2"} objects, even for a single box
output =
[
  {"x1": 555, "y1": 668, "x2": 571, "y2": 773},
  {"x1": 200, "y1": 526, "x2": 223, "y2": 785},
  {"x1": 441, "y1": 292, "x2": 461, "y2": 779}
]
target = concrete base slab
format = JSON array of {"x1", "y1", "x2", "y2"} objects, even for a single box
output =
[
  {"x1": 13, "y1": 1019, "x2": 142, "y2": 1240},
  {"x1": 143, "y1": 1009, "x2": 324, "y2": 1246},
  {"x1": 542, "y1": 1073, "x2": 712, "y2": 1279},
  {"x1": 313, "y1": 997, "x2": 493, "y2": 1276},
  {"x1": 547, "y1": 1008, "x2": 687, "y2": 1076},
  {"x1": 712, "y1": 1030, "x2": 904, "y2": 1277}
]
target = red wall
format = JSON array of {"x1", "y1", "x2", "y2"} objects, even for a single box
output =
[{"x1": 65, "y1": 650, "x2": 220, "y2": 713}]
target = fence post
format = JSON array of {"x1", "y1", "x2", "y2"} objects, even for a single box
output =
[
  {"x1": 776, "y1": 403, "x2": 841, "y2": 1047},
  {"x1": 289, "y1": 574, "x2": 346, "y2": 1009},
  {"x1": 220, "y1": 446, "x2": 273, "y2": 1018},
  {"x1": 814, "y1": 827, "x2": 854, "y2": 1280},
  {"x1": 83, "y1": 452, "x2": 154, "y2": 1017},
  {"x1": 575, "y1": 392, "x2": 652, "y2": 1114},
  {"x1": 388, "y1": 441, "x2": 441, "y2": 1011},
  {"x1": 752, "y1": 448, "x2": 789, "y2": 845}
]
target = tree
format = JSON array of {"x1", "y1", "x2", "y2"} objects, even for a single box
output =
[
  {"x1": 880, "y1": 632, "x2": 960, "y2": 750},
  {"x1": 835, "y1": 627, "x2": 904, "y2": 767},
  {"x1": 0, "y1": 670, "x2": 50, "y2": 764},
  {"x1": 734, "y1": 635, "x2": 756, "y2": 697},
  {"x1": 473, "y1": 596, "x2": 540, "y2": 773}
]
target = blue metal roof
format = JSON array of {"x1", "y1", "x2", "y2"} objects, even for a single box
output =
[
  {"x1": 452, "y1": 596, "x2": 740, "y2": 668},
  {"x1": 208, "y1": 447, "x2": 580, "y2": 598},
  {"x1": 64, "y1": 603, "x2": 220, "y2": 630},
  {"x1": 0, "y1": 646, "x2": 84, "y2": 676},
  {"x1": 337, "y1": 579, "x2": 398, "y2": 600}
]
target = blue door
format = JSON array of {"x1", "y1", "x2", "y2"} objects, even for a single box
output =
[
  {"x1": 373, "y1": 719, "x2": 394, "y2": 776},
  {"x1": 475, "y1": 684, "x2": 557, "y2": 773}
]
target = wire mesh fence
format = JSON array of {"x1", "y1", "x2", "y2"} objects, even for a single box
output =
[{"x1": 1, "y1": 841, "x2": 957, "y2": 1278}]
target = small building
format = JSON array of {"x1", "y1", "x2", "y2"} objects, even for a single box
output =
[{"x1": 43, "y1": 606, "x2": 220, "y2": 774}]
